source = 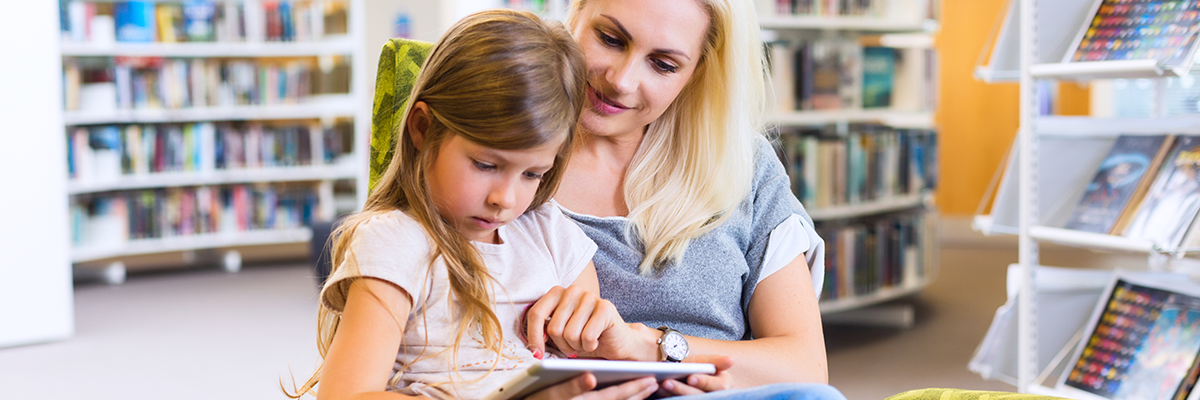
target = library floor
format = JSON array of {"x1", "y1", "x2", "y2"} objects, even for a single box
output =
[{"x1": 0, "y1": 218, "x2": 1034, "y2": 400}]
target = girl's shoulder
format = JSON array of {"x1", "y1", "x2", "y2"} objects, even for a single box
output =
[
  {"x1": 507, "y1": 202, "x2": 572, "y2": 233},
  {"x1": 350, "y1": 209, "x2": 432, "y2": 248}
]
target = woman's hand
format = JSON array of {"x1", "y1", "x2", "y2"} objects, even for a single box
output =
[
  {"x1": 523, "y1": 285, "x2": 655, "y2": 361},
  {"x1": 525, "y1": 374, "x2": 658, "y2": 400},
  {"x1": 658, "y1": 355, "x2": 734, "y2": 396}
]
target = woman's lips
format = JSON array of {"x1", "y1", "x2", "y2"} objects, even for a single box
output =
[{"x1": 588, "y1": 86, "x2": 629, "y2": 116}]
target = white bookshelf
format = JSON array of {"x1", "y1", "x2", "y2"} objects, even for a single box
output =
[
  {"x1": 72, "y1": 228, "x2": 313, "y2": 264},
  {"x1": 768, "y1": 110, "x2": 935, "y2": 130},
  {"x1": 759, "y1": 15, "x2": 937, "y2": 32},
  {"x1": 760, "y1": 0, "x2": 940, "y2": 327},
  {"x1": 60, "y1": 36, "x2": 356, "y2": 57},
  {"x1": 819, "y1": 277, "x2": 933, "y2": 314},
  {"x1": 63, "y1": 95, "x2": 357, "y2": 125},
  {"x1": 808, "y1": 192, "x2": 930, "y2": 221},
  {"x1": 60, "y1": 0, "x2": 368, "y2": 280},
  {"x1": 68, "y1": 163, "x2": 357, "y2": 194}
]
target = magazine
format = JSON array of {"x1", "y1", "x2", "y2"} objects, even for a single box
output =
[
  {"x1": 1063, "y1": 0, "x2": 1200, "y2": 74},
  {"x1": 1123, "y1": 136, "x2": 1200, "y2": 249},
  {"x1": 1063, "y1": 135, "x2": 1171, "y2": 234},
  {"x1": 1057, "y1": 273, "x2": 1200, "y2": 400}
]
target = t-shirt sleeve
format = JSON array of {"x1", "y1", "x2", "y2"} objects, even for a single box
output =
[
  {"x1": 532, "y1": 203, "x2": 598, "y2": 286},
  {"x1": 319, "y1": 211, "x2": 435, "y2": 314},
  {"x1": 744, "y1": 136, "x2": 826, "y2": 302}
]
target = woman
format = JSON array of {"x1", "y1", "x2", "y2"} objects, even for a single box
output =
[{"x1": 524, "y1": 0, "x2": 841, "y2": 398}]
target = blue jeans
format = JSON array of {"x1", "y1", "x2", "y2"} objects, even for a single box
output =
[{"x1": 677, "y1": 383, "x2": 847, "y2": 400}]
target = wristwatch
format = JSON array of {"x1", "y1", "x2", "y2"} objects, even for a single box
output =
[{"x1": 656, "y1": 326, "x2": 689, "y2": 362}]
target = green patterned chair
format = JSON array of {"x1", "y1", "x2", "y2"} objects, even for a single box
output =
[
  {"x1": 316, "y1": 38, "x2": 1066, "y2": 400},
  {"x1": 367, "y1": 38, "x2": 435, "y2": 192},
  {"x1": 311, "y1": 38, "x2": 433, "y2": 285}
]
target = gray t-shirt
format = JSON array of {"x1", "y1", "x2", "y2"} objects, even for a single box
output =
[{"x1": 558, "y1": 136, "x2": 823, "y2": 341}]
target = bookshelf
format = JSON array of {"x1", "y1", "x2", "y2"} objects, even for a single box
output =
[
  {"x1": 973, "y1": 0, "x2": 1200, "y2": 394},
  {"x1": 757, "y1": 0, "x2": 941, "y2": 327},
  {"x1": 59, "y1": 0, "x2": 369, "y2": 283}
]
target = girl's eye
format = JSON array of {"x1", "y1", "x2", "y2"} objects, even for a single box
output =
[
  {"x1": 597, "y1": 30, "x2": 623, "y2": 49},
  {"x1": 651, "y1": 59, "x2": 679, "y2": 74},
  {"x1": 523, "y1": 171, "x2": 545, "y2": 180},
  {"x1": 473, "y1": 160, "x2": 496, "y2": 171}
]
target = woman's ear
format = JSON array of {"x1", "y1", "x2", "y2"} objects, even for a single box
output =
[{"x1": 407, "y1": 101, "x2": 431, "y2": 150}]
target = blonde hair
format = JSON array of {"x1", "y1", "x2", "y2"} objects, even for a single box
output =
[
  {"x1": 567, "y1": 0, "x2": 768, "y2": 274},
  {"x1": 286, "y1": 9, "x2": 586, "y2": 397}
]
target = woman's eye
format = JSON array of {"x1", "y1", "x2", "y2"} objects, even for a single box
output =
[
  {"x1": 597, "y1": 30, "x2": 623, "y2": 48},
  {"x1": 473, "y1": 160, "x2": 496, "y2": 171},
  {"x1": 651, "y1": 59, "x2": 679, "y2": 74}
]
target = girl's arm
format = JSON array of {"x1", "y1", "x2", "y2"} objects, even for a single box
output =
[{"x1": 319, "y1": 278, "x2": 432, "y2": 400}]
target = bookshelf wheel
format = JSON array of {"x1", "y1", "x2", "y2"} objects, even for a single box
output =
[
  {"x1": 103, "y1": 262, "x2": 126, "y2": 285},
  {"x1": 222, "y1": 250, "x2": 242, "y2": 273}
]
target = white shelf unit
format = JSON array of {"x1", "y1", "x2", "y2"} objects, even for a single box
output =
[
  {"x1": 68, "y1": 163, "x2": 358, "y2": 195},
  {"x1": 973, "y1": 0, "x2": 1200, "y2": 394},
  {"x1": 62, "y1": 94, "x2": 356, "y2": 125},
  {"x1": 759, "y1": 15, "x2": 938, "y2": 32},
  {"x1": 59, "y1": 36, "x2": 356, "y2": 57},
  {"x1": 808, "y1": 192, "x2": 931, "y2": 221},
  {"x1": 768, "y1": 110, "x2": 935, "y2": 130},
  {"x1": 71, "y1": 228, "x2": 313, "y2": 264},
  {"x1": 758, "y1": 0, "x2": 940, "y2": 326},
  {"x1": 60, "y1": 0, "x2": 369, "y2": 279}
]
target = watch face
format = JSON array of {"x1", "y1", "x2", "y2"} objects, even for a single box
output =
[{"x1": 662, "y1": 331, "x2": 688, "y2": 360}]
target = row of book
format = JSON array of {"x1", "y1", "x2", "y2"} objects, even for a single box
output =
[
  {"x1": 767, "y1": 38, "x2": 938, "y2": 112},
  {"x1": 817, "y1": 211, "x2": 931, "y2": 301},
  {"x1": 764, "y1": 0, "x2": 939, "y2": 20},
  {"x1": 778, "y1": 126, "x2": 937, "y2": 210},
  {"x1": 70, "y1": 184, "x2": 319, "y2": 248},
  {"x1": 61, "y1": 0, "x2": 348, "y2": 44},
  {"x1": 1062, "y1": 134, "x2": 1200, "y2": 252},
  {"x1": 64, "y1": 56, "x2": 350, "y2": 113},
  {"x1": 67, "y1": 121, "x2": 353, "y2": 184}
]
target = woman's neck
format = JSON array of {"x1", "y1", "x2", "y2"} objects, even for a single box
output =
[{"x1": 556, "y1": 128, "x2": 645, "y2": 217}]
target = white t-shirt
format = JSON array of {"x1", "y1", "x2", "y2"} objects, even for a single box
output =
[{"x1": 320, "y1": 203, "x2": 597, "y2": 400}]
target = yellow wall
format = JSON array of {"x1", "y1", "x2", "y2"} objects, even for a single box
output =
[
  {"x1": 935, "y1": 0, "x2": 1019, "y2": 216},
  {"x1": 934, "y1": 1, "x2": 1090, "y2": 216}
]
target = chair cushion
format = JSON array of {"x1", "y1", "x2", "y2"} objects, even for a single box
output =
[
  {"x1": 369, "y1": 38, "x2": 433, "y2": 193},
  {"x1": 885, "y1": 388, "x2": 1070, "y2": 400}
]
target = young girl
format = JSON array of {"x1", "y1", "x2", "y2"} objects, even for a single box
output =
[{"x1": 285, "y1": 9, "x2": 658, "y2": 400}]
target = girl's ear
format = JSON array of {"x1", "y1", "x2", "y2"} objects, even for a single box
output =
[{"x1": 407, "y1": 101, "x2": 432, "y2": 150}]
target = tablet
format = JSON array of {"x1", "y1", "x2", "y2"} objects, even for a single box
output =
[{"x1": 481, "y1": 359, "x2": 716, "y2": 400}]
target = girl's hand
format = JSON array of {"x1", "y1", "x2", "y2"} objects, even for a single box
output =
[
  {"x1": 658, "y1": 355, "x2": 735, "y2": 396},
  {"x1": 524, "y1": 285, "x2": 652, "y2": 361},
  {"x1": 525, "y1": 374, "x2": 658, "y2": 400}
]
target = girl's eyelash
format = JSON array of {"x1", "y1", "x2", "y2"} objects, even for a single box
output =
[{"x1": 524, "y1": 171, "x2": 545, "y2": 180}]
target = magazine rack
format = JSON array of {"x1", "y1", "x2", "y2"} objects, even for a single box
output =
[{"x1": 973, "y1": 0, "x2": 1200, "y2": 395}]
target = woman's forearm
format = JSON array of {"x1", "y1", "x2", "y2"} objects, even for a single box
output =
[{"x1": 686, "y1": 334, "x2": 828, "y2": 387}]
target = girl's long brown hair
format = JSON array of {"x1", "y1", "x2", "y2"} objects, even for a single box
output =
[{"x1": 286, "y1": 9, "x2": 586, "y2": 397}]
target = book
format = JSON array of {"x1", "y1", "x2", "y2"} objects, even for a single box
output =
[
  {"x1": 114, "y1": 1, "x2": 157, "y2": 43},
  {"x1": 1123, "y1": 136, "x2": 1200, "y2": 249},
  {"x1": 182, "y1": 1, "x2": 217, "y2": 42},
  {"x1": 861, "y1": 46, "x2": 895, "y2": 108},
  {"x1": 1063, "y1": 135, "x2": 1171, "y2": 234},
  {"x1": 1064, "y1": 0, "x2": 1200, "y2": 74},
  {"x1": 1057, "y1": 273, "x2": 1200, "y2": 400}
]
